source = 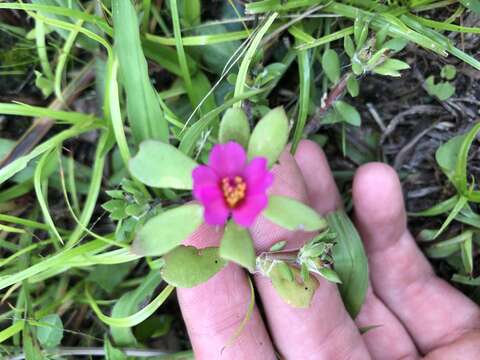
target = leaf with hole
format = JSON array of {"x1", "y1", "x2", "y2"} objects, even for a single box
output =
[
  {"x1": 270, "y1": 262, "x2": 318, "y2": 308},
  {"x1": 161, "y1": 246, "x2": 227, "y2": 287}
]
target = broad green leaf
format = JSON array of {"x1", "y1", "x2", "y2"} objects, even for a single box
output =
[
  {"x1": 112, "y1": 0, "x2": 168, "y2": 143},
  {"x1": 129, "y1": 140, "x2": 197, "y2": 189},
  {"x1": 248, "y1": 107, "x2": 289, "y2": 167},
  {"x1": 35, "y1": 314, "x2": 63, "y2": 348},
  {"x1": 322, "y1": 49, "x2": 340, "y2": 83},
  {"x1": 327, "y1": 210, "x2": 368, "y2": 318},
  {"x1": 270, "y1": 263, "x2": 318, "y2": 308},
  {"x1": 134, "y1": 204, "x2": 203, "y2": 256},
  {"x1": 161, "y1": 246, "x2": 227, "y2": 287},
  {"x1": 111, "y1": 271, "x2": 162, "y2": 346},
  {"x1": 219, "y1": 108, "x2": 251, "y2": 148},
  {"x1": 382, "y1": 38, "x2": 408, "y2": 51},
  {"x1": 263, "y1": 195, "x2": 328, "y2": 232},
  {"x1": 220, "y1": 221, "x2": 256, "y2": 272},
  {"x1": 435, "y1": 134, "x2": 465, "y2": 188},
  {"x1": 334, "y1": 101, "x2": 361, "y2": 126}
]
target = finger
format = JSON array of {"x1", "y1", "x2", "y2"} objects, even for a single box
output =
[
  {"x1": 297, "y1": 141, "x2": 417, "y2": 359},
  {"x1": 355, "y1": 287, "x2": 418, "y2": 359},
  {"x1": 292, "y1": 140, "x2": 341, "y2": 214},
  {"x1": 353, "y1": 163, "x2": 480, "y2": 354},
  {"x1": 252, "y1": 142, "x2": 370, "y2": 359},
  {"x1": 177, "y1": 224, "x2": 276, "y2": 359}
]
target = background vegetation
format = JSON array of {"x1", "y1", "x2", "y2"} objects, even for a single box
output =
[{"x1": 0, "y1": 0, "x2": 479, "y2": 358}]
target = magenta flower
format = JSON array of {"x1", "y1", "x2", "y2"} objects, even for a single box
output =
[{"x1": 192, "y1": 142, "x2": 274, "y2": 227}]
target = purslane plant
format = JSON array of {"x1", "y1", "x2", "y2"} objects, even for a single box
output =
[{"x1": 103, "y1": 106, "x2": 359, "y2": 308}]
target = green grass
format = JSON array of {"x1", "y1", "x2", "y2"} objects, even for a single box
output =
[{"x1": 0, "y1": 0, "x2": 479, "y2": 357}]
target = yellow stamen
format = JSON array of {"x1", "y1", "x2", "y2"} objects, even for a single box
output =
[{"x1": 221, "y1": 176, "x2": 247, "y2": 208}]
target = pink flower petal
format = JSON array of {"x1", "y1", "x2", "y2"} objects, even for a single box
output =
[
  {"x1": 209, "y1": 142, "x2": 246, "y2": 178},
  {"x1": 232, "y1": 194, "x2": 269, "y2": 227},
  {"x1": 192, "y1": 165, "x2": 218, "y2": 188},
  {"x1": 203, "y1": 199, "x2": 229, "y2": 225},
  {"x1": 243, "y1": 157, "x2": 274, "y2": 195},
  {"x1": 192, "y1": 165, "x2": 229, "y2": 226}
]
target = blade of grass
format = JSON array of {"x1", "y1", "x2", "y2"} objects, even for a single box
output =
[
  {"x1": 85, "y1": 284, "x2": 175, "y2": 327},
  {"x1": 112, "y1": 0, "x2": 169, "y2": 143},
  {"x1": 233, "y1": 13, "x2": 278, "y2": 108}
]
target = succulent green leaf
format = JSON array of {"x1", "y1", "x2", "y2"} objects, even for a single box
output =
[
  {"x1": 334, "y1": 101, "x2": 361, "y2": 126},
  {"x1": 219, "y1": 220, "x2": 256, "y2": 272},
  {"x1": 347, "y1": 76, "x2": 359, "y2": 97},
  {"x1": 318, "y1": 267, "x2": 342, "y2": 283},
  {"x1": 130, "y1": 140, "x2": 197, "y2": 189},
  {"x1": 270, "y1": 263, "x2": 318, "y2": 308},
  {"x1": 35, "y1": 314, "x2": 63, "y2": 348},
  {"x1": 344, "y1": 35, "x2": 355, "y2": 58},
  {"x1": 263, "y1": 195, "x2": 328, "y2": 232},
  {"x1": 134, "y1": 204, "x2": 204, "y2": 256},
  {"x1": 161, "y1": 246, "x2": 227, "y2": 287},
  {"x1": 248, "y1": 106, "x2": 289, "y2": 167},
  {"x1": 219, "y1": 108, "x2": 251, "y2": 148},
  {"x1": 322, "y1": 49, "x2": 340, "y2": 84}
]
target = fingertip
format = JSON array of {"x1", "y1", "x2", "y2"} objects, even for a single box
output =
[
  {"x1": 183, "y1": 222, "x2": 223, "y2": 248},
  {"x1": 353, "y1": 162, "x2": 407, "y2": 250},
  {"x1": 293, "y1": 140, "x2": 341, "y2": 214}
]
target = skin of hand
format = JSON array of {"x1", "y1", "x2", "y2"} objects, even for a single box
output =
[{"x1": 177, "y1": 140, "x2": 480, "y2": 360}]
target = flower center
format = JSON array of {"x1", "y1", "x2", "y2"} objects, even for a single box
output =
[{"x1": 221, "y1": 176, "x2": 247, "y2": 208}]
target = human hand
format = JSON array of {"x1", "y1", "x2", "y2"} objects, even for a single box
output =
[{"x1": 177, "y1": 140, "x2": 480, "y2": 359}]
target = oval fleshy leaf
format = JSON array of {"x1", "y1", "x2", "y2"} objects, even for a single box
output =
[
  {"x1": 219, "y1": 108, "x2": 250, "y2": 148},
  {"x1": 161, "y1": 246, "x2": 227, "y2": 288},
  {"x1": 219, "y1": 220, "x2": 256, "y2": 272},
  {"x1": 134, "y1": 204, "x2": 203, "y2": 256},
  {"x1": 327, "y1": 210, "x2": 368, "y2": 318},
  {"x1": 248, "y1": 106, "x2": 289, "y2": 167},
  {"x1": 263, "y1": 195, "x2": 328, "y2": 232},
  {"x1": 129, "y1": 140, "x2": 197, "y2": 189},
  {"x1": 270, "y1": 263, "x2": 318, "y2": 308}
]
